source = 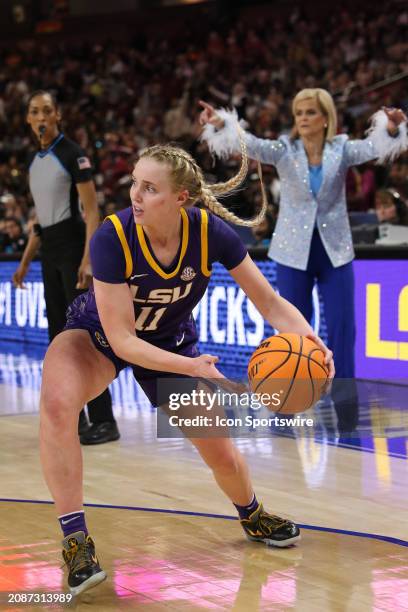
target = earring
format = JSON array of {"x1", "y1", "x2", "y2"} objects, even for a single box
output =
[{"x1": 324, "y1": 124, "x2": 328, "y2": 128}]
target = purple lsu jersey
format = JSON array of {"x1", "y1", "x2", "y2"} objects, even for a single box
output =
[
  {"x1": 85, "y1": 205, "x2": 247, "y2": 346},
  {"x1": 64, "y1": 206, "x2": 247, "y2": 406}
]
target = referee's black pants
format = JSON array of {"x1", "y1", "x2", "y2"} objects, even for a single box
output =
[{"x1": 41, "y1": 219, "x2": 114, "y2": 424}]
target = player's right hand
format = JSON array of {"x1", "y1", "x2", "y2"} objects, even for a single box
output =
[
  {"x1": 198, "y1": 101, "x2": 224, "y2": 129},
  {"x1": 12, "y1": 263, "x2": 29, "y2": 289},
  {"x1": 190, "y1": 354, "x2": 224, "y2": 379},
  {"x1": 306, "y1": 333, "x2": 335, "y2": 380}
]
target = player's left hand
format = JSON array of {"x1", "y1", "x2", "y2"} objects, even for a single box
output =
[
  {"x1": 76, "y1": 261, "x2": 92, "y2": 290},
  {"x1": 191, "y1": 354, "x2": 224, "y2": 379},
  {"x1": 306, "y1": 333, "x2": 335, "y2": 382}
]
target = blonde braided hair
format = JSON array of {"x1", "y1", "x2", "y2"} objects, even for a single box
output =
[{"x1": 140, "y1": 129, "x2": 267, "y2": 227}]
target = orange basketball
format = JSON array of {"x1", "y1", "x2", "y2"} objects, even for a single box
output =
[{"x1": 247, "y1": 334, "x2": 329, "y2": 414}]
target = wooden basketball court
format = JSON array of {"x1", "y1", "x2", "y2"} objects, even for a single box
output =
[{"x1": 0, "y1": 370, "x2": 407, "y2": 612}]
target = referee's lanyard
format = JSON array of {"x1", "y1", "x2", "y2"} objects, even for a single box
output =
[{"x1": 37, "y1": 133, "x2": 64, "y2": 157}]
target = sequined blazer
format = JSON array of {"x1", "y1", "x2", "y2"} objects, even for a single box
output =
[{"x1": 244, "y1": 132, "x2": 377, "y2": 269}]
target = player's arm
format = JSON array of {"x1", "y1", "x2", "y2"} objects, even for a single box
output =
[
  {"x1": 76, "y1": 180, "x2": 100, "y2": 289},
  {"x1": 229, "y1": 254, "x2": 334, "y2": 377},
  {"x1": 93, "y1": 278, "x2": 222, "y2": 378}
]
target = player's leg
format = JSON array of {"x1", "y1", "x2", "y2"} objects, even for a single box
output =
[
  {"x1": 190, "y1": 436, "x2": 252, "y2": 504},
  {"x1": 40, "y1": 329, "x2": 115, "y2": 511},
  {"x1": 40, "y1": 329, "x2": 116, "y2": 595},
  {"x1": 60, "y1": 256, "x2": 118, "y2": 443},
  {"x1": 42, "y1": 254, "x2": 87, "y2": 437},
  {"x1": 191, "y1": 436, "x2": 300, "y2": 547},
  {"x1": 136, "y1": 349, "x2": 300, "y2": 549}
]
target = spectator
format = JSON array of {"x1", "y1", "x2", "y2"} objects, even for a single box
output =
[
  {"x1": 387, "y1": 157, "x2": 408, "y2": 199},
  {"x1": 251, "y1": 210, "x2": 275, "y2": 246},
  {"x1": 0, "y1": 193, "x2": 24, "y2": 221},
  {"x1": 2, "y1": 216, "x2": 27, "y2": 253},
  {"x1": 346, "y1": 163, "x2": 377, "y2": 212},
  {"x1": 375, "y1": 188, "x2": 408, "y2": 225}
]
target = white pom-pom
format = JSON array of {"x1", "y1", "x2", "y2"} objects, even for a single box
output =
[
  {"x1": 366, "y1": 110, "x2": 408, "y2": 163},
  {"x1": 200, "y1": 108, "x2": 245, "y2": 159}
]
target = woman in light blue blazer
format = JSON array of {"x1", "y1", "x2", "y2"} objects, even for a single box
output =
[{"x1": 199, "y1": 90, "x2": 407, "y2": 428}]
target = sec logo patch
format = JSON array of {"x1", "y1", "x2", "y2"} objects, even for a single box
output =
[{"x1": 181, "y1": 266, "x2": 196, "y2": 281}]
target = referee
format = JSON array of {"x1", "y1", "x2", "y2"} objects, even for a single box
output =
[{"x1": 13, "y1": 90, "x2": 120, "y2": 445}]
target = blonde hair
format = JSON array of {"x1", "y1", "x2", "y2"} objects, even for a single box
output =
[
  {"x1": 139, "y1": 131, "x2": 267, "y2": 227},
  {"x1": 291, "y1": 88, "x2": 337, "y2": 141}
]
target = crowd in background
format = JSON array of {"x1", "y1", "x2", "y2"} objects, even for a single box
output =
[{"x1": 0, "y1": 0, "x2": 408, "y2": 252}]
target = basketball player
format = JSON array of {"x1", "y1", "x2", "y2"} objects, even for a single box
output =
[{"x1": 40, "y1": 139, "x2": 334, "y2": 595}]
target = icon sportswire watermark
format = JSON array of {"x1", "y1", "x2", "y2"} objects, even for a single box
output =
[{"x1": 156, "y1": 379, "x2": 318, "y2": 438}]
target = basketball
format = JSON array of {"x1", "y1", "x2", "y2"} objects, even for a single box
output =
[{"x1": 247, "y1": 334, "x2": 329, "y2": 414}]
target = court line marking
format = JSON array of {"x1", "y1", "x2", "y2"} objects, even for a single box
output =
[
  {"x1": 328, "y1": 439, "x2": 407, "y2": 458},
  {"x1": 303, "y1": 437, "x2": 408, "y2": 460},
  {"x1": 260, "y1": 430, "x2": 408, "y2": 460},
  {"x1": 0, "y1": 498, "x2": 407, "y2": 548}
]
